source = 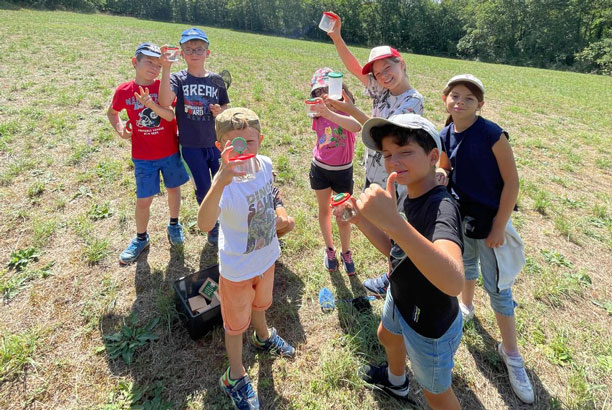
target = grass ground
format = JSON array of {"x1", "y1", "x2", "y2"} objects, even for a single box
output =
[{"x1": 1, "y1": 7, "x2": 611, "y2": 410}]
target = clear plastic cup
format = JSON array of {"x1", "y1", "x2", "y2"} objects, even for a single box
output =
[
  {"x1": 305, "y1": 98, "x2": 319, "y2": 118},
  {"x1": 328, "y1": 72, "x2": 343, "y2": 100},
  {"x1": 165, "y1": 46, "x2": 180, "y2": 62},
  {"x1": 330, "y1": 192, "x2": 356, "y2": 221},
  {"x1": 318, "y1": 12, "x2": 338, "y2": 33},
  {"x1": 230, "y1": 153, "x2": 258, "y2": 183}
]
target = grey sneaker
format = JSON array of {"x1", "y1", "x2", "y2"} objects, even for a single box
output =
[
  {"x1": 119, "y1": 235, "x2": 150, "y2": 265},
  {"x1": 219, "y1": 372, "x2": 260, "y2": 410},
  {"x1": 358, "y1": 362, "x2": 410, "y2": 400},
  {"x1": 167, "y1": 222, "x2": 185, "y2": 246},
  {"x1": 363, "y1": 272, "x2": 389, "y2": 297},
  {"x1": 498, "y1": 343, "x2": 534, "y2": 404}
]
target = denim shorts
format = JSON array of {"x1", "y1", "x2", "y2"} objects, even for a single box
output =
[
  {"x1": 381, "y1": 288, "x2": 462, "y2": 394},
  {"x1": 463, "y1": 235, "x2": 517, "y2": 316},
  {"x1": 133, "y1": 152, "x2": 189, "y2": 198}
]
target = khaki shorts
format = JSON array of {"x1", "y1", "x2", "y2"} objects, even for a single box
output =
[{"x1": 219, "y1": 263, "x2": 275, "y2": 335}]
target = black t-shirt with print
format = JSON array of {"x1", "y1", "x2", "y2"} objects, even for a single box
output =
[{"x1": 389, "y1": 185, "x2": 463, "y2": 338}]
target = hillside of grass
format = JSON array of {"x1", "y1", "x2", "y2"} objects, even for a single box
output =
[{"x1": 0, "y1": 8, "x2": 611, "y2": 409}]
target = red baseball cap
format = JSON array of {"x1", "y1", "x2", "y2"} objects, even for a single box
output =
[{"x1": 361, "y1": 46, "x2": 402, "y2": 75}]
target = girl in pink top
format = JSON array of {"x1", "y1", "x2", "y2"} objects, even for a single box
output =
[{"x1": 308, "y1": 67, "x2": 361, "y2": 275}]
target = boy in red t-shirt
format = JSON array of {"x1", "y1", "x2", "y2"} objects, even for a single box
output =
[{"x1": 107, "y1": 42, "x2": 190, "y2": 265}]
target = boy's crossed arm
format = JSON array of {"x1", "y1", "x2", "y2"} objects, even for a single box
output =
[
  {"x1": 350, "y1": 173, "x2": 464, "y2": 297},
  {"x1": 107, "y1": 86, "x2": 174, "y2": 139}
]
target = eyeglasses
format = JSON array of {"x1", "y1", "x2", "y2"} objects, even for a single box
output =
[{"x1": 183, "y1": 47, "x2": 208, "y2": 55}]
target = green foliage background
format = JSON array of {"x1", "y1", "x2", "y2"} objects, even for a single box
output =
[{"x1": 6, "y1": 0, "x2": 612, "y2": 74}]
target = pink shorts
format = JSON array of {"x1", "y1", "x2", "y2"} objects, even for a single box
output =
[{"x1": 219, "y1": 263, "x2": 275, "y2": 335}]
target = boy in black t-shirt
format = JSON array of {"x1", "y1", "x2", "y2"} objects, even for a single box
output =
[{"x1": 341, "y1": 114, "x2": 464, "y2": 409}]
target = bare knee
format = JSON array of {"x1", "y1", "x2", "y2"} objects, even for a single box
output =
[
  {"x1": 136, "y1": 197, "x2": 154, "y2": 209},
  {"x1": 422, "y1": 387, "x2": 460, "y2": 410},
  {"x1": 377, "y1": 323, "x2": 402, "y2": 348}
]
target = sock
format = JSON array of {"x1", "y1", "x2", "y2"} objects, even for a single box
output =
[
  {"x1": 169, "y1": 217, "x2": 178, "y2": 225},
  {"x1": 137, "y1": 232, "x2": 147, "y2": 241},
  {"x1": 222, "y1": 367, "x2": 238, "y2": 387},
  {"x1": 387, "y1": 367, "x2": 406, "y2": 386}
]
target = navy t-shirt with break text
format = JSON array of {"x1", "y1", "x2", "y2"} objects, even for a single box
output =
[{"x1": 170, "y1": 70, "x2": 230, "y2": 148}]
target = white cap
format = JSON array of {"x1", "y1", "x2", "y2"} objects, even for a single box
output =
[
  {"x1": 361, "y1": 113, "x2": 441, "y2": 153},
  {"x1": 446, "y1": 74, "x2": 485, "y2": 95},
  {"x1": 362, "y1": 46, "x2": 402, "y2": 75}
]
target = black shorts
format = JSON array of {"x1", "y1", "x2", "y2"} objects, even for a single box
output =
[{"x1": 309, "y1": 162, "x2": 354, "y2": 194}]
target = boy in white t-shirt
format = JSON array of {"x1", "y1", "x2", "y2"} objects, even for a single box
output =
[{"x1": 197, "y1": 107, "x2": 294, "y2": 410}]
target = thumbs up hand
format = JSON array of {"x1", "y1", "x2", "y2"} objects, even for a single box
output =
[{"x1": 355, "y1": 172, "x2": 403, "y2": 232}]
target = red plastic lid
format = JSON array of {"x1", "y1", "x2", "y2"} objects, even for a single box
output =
[
  {"x1": 330, "y1": 192, "x2": 351, "y2": 207},
  {"x1": 323, "y1": 12, "x2": 339, "y2": 20},
  {"x1": 229, "y1": 153, "x2": 255, "y2": 161},
  {"x1": 305, "y1": 98, "x2": 320, "y2": 105}
]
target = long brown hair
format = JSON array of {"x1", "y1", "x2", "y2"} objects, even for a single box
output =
[{"x1": 443, "y1": 81, "x2": 484, "y2": 126}]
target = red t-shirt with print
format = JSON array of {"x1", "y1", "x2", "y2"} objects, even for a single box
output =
[{"x1": 111, "y1": 79, "x2": 178, "y2": 160}]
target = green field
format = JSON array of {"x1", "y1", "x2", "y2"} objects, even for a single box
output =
[{"x1": 1, "y1": 7, "x2": 611, "y2": 409}]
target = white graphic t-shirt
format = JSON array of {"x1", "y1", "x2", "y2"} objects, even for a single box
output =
[
  {"x1": 364, "y1": 75, "x2": 424, "y2": 187},
  {"x1": 218, "y1": 155, "x2": 280, "y2": 282}
]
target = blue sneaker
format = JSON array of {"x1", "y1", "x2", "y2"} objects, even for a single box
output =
[
  {"x1": 219, "y1": 372, "x2": 260, "y2": 410},
  {"x1": 252, "y1": 327, "x2": 295, "y2": 358},
  {"x1": 324, "y1": 247, "x2": 338, "y2": 271},
  {"x1": 119, "y1": 235, "x2": 150, "y2": 265},
  {"x1": 207, "y1": 221, "x2": 219, "y2": 246},
  {"x1": 318, "y1": 287, "x2": 335, "y2": 313},
  {"x1": 363, "y1": 272, "x2": 389, "y2": 297},
  {"x1": 167, "y1": 222, "x2": 185, "y2": 246}
]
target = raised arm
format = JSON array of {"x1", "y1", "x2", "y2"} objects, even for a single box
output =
[
  {"x1": 311, "y1": 97, "x2": 362, "y2": 132},
  {"x1": 158, "y1": 53, "x2": 177, "y2": 107},
  {"x1": 197, "y1": 141, "x2": 243, "y2": 232},
  {"x1": 326, "y1": 12, "x2": 369, "y2": 87}
]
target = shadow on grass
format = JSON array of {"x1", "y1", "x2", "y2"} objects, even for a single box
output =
[
  {"x1": 463, "y1": 316, "x2": 554, "y2": 409},
  {"x1": 100, "y1": 244, "x2": 304, "y2": 409}
]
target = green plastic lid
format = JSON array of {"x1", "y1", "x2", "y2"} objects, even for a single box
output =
[
  {"x1": 232, "y1": 137, "x2": 247, "y2": 153},
  {"x1": 328, "y1": 72, "x2": 343, "y2": 78},
  {"x1": 330, "y1": 192, "x2": 351, "y2": 206}
]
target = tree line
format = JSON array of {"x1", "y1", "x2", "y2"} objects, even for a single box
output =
[{"x1": 11, "y1": 0, "x2": 612, "y2": 74}]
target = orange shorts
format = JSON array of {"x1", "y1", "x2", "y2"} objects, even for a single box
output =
[{"x1": 219, "y1": 263, "x2": 275, "y2": 335}]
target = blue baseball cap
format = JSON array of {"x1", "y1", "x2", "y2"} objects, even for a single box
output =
[
  {"x1": 180, "y1": 28, "x2": 209, "y2": 44},
  {"x1": 134, "y1": 42, "x2": 161, "y2": 58}
]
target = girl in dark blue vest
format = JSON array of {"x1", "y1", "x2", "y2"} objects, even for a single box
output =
[{"x1": 438, "y1": 75, "x2": 534, "y2": 404}]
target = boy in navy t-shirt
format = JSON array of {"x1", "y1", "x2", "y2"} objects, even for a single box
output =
[{"x1": 159, "y1": 28, "x2": 230, "y2": 245}]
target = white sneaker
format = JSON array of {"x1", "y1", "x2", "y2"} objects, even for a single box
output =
[
  {"x1": 497, "y1": 343, "x2": 535, "y2": 404},
  {"x1": 459, "y1": 302, "x2": 475, "y2": 323}
]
